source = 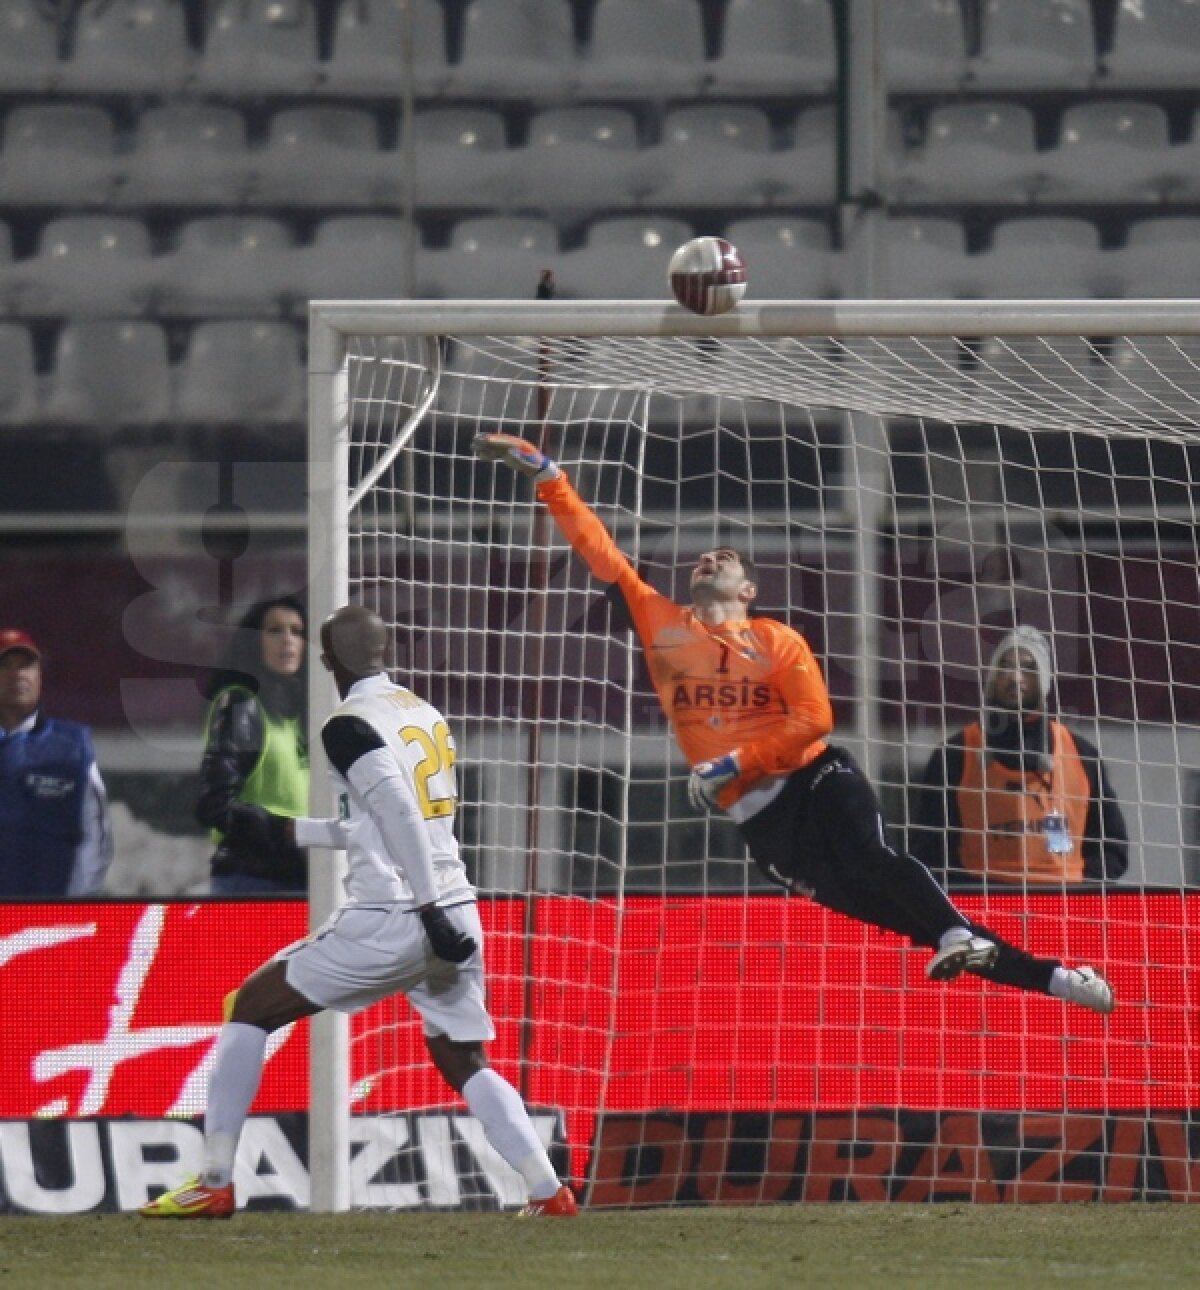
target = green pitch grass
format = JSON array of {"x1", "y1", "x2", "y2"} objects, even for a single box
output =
[{"x1": 3, "y1": 1205, "x2": 1198, "y2": 1289}]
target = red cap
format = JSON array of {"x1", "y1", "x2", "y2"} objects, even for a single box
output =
[{"x1": 0, "y1": 629, "x2": 41, "y2": 660}]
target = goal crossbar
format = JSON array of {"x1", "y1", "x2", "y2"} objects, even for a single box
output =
[{"x1": 312, "y1": 298, "x2": 1200, "y2": 341}]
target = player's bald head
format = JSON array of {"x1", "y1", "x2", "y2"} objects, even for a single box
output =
[{"x1": 320, "y1": 604, "x2": 388, "y2": 678}]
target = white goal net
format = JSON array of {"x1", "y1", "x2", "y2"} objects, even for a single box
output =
[{"x1": 308, "y1": 300, "x2": 1200, "y2": 1210}]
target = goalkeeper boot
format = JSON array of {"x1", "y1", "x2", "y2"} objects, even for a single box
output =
[
  {"x1": 138, "y1": 1176, "x2": 235, "y2": 1219},
  {"x1": 517, "y1": 1184, "x2": 579, "y2": 1218},
  {"x1": 926, "y1": 933, "x2": 998, "y2": 982},
  {"x1": 1056, "y1": 966, "x2": 1115, "y2": 1015}
]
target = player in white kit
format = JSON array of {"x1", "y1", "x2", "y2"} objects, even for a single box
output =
[{"x1": 141, "y1": 604, "x2": 577, "y2": 1219}]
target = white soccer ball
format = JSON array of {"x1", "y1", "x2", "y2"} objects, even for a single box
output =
[{"x1": 667, "y1": 236, "x2": 747, "y2": 316}]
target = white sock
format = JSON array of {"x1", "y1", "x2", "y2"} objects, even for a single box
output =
[
  {"x1": 938, "y1": 926, "x2": 973, "y2": 950},
  {"x1": 1048, "y1": 966, "x2": 1076, "y2": 999},
  {"x1": 462, "y1": 1068, "x2": 560, "y2": 1201},
  {"x1": 202, "y1": 1022, "x2": 268, "y2": 1188}
]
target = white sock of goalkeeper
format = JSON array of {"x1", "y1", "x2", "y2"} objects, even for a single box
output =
[
  {"x1": 202, "y1": 1022, "x2": 268, "y2": 1188},
  {"x1": 461, "y1": 1068, "x2": 560, "y2": 1200}
]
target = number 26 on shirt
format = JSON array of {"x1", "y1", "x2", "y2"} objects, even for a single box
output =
[{"x1": 400, "y1": 720, "x2": 457, "y2": 820}]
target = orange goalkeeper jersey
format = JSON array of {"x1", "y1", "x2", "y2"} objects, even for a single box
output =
[{"x1": 538, "y1": 474, "x2": 834, "y2": 811}]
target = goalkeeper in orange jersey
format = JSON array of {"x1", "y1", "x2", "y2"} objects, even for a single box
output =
[{"x1": 474, "y1": 432, "x2": 1115, "y2": 1014}]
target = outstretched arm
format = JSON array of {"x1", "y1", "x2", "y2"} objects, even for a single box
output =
[
  {"x1": 294, "y1": 816, "x2": 351, "y2": 849},
  {"x1": 473, "y1": 432, "x2": 651, "y2": 606}
]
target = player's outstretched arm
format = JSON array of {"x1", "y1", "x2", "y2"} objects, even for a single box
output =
[
  {"x1": 294, "y1": 815, "x2": 351, "y2": 850},
  {"x1": 472, "y1": 432, "x2": 560, "y2": 482},
  {"x1": 474, "y1": 431, "x2": 652, "y2": 603}
]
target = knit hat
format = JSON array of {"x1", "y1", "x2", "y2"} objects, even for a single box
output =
[{"x1": 987, "y1": 625, "x2": 1053, "y2": 704}]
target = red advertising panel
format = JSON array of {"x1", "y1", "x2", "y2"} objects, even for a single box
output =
[
  {"x1": 2, "y1": 893, "x2": 1198, "y2": 1123},
  {"x1": 0, "y1": 902, "x2": 308, "y2": 1118}
]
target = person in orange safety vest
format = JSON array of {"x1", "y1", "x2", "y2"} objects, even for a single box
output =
[{"x1": 912, "y1": 626, "x2": 1128, "y2": 888}]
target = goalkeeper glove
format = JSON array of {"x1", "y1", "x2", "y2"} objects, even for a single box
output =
[
  {"x1": 419, "y1": 905, "x2": 478, "y2": 964},
  {"x1": 687, "y1": 752, "x2": 741, "y2": 811},
  {"x1": 472, "y1": 432, "x2": 560, "y2": 483}
]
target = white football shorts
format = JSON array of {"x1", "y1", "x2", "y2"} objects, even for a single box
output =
[{"x1": 277, "y1": 900, "x2": 495, "y2": 1042}]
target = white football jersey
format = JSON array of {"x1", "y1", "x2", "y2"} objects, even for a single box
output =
[{"x1": 323, "y1": 674, "x2": 474, "y2": 907}]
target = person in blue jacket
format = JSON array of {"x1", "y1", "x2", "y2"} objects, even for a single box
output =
[{"x1": 0, "y1": 628, "x2": 113, "y2": 897}]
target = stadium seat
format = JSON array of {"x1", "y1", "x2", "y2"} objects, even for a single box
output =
[
  {"x1": 562, "y1": 215, "x2": 694, "y2": 301},
  {"x1": 0, "y1": 322, "x2": 39, "y2": 425},
  {"x1": 44, "y1": 319, "x2": 171, "y2": 426},
  {"x1": 321, "y1": 0, "x2": 449, "y2": 98},
  {"x1": 175, "y1": 320, "x2": 305, "y2": 425},
  {"x1": 115, "y1": 103, "x2": 252, "y2": 208},
  {"x1": 61, "y1": 0, "x2": 192, "y2": 95},
  {"x1": 643, "y1": 104, "x2": 776, "y2": 211},
  {"x1": 880, "y1": 217, "x2": 974, "y2": 299},
  {"x1": 896, "y1": 102, "x2": 1043, "y2": 205},
  {"x1": 972, "y1": 0, "x2": 1097, "y2": 91},
  {"x1": 155, "y1": 216, "x2": 293, "y2": 318},
  {"x1": 11, "y1": 215, "x2": 155, "y2": 318},
  {"x1": 0, "y1": 0, "x2": 61, "y2": 93},
  {"x1": 883, "y1": 0, "x2": 971, "y2": 93},
  {"x1": 511, "y1": 105, "x2": 646, "y2": 218},
  {"x1": 1039, "y1": 100, "x2": 1174, "y2": 204},
  {"x1": 0, "y1": 104, "x2": 118, "y2": 207},
  {"x1": 575, "y1": 0, "x2": 706, "y2": 101},
  {"x1": 723, "y1": 217, "x2": 837, "y2": 299},
  {"x1": 582, "y1": 215, "x2": 693, "y2": 251},
  {"x1": 1155, "y1": 107, "x2": 1200, "y2": 203},
  {"x1": 967, "y1": 216, "x2": 1112, "y2": 298},
  {"x1": 249, "y1": 106, "x2": 384, "y2": 208},
  {"x1": 426, "y1": 216, "x2": 561, "y2": 299},
  {"x1": 289, "y1": 215, "x2": 422, "y2": 312},
  {"x1": 196, "y1": 0, "x2": 320, "y2": 95},
  {"x1": 384, "y1": 107, "x2": 511, "y2": 211},
  {"x1": 1115, "y1": 217, "x2": 1200, "y2": 298},
  {"x1": 1103, "y1": 0, "x2": 1200, "y2": 90},
  {"x1": 768, "y1": 106, "x2": 838, "y2": 207},
  {"x1": 451, "y1": 0, "x2": 577, "y2": 102},
  {"x1": 708, "y1": 0, "x2": 836, "y2": 98}
]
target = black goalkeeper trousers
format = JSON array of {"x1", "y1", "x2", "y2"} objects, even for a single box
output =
[{"x1": 736, "y1": 747, "x2": 1056, "y2": 995}]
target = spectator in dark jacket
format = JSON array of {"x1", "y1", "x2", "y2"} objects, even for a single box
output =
[{"x1": 196, "y1": 597, "x2": 309, "y2": 895}]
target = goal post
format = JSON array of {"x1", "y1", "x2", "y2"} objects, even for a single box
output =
[{"x1": 307, "y1": 298, "x2": 1200, "y2": 1210}]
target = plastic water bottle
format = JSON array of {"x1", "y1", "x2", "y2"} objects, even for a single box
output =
[{"x1": 1043, "y1": 812, "x2": 1071, "y2": 855}]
